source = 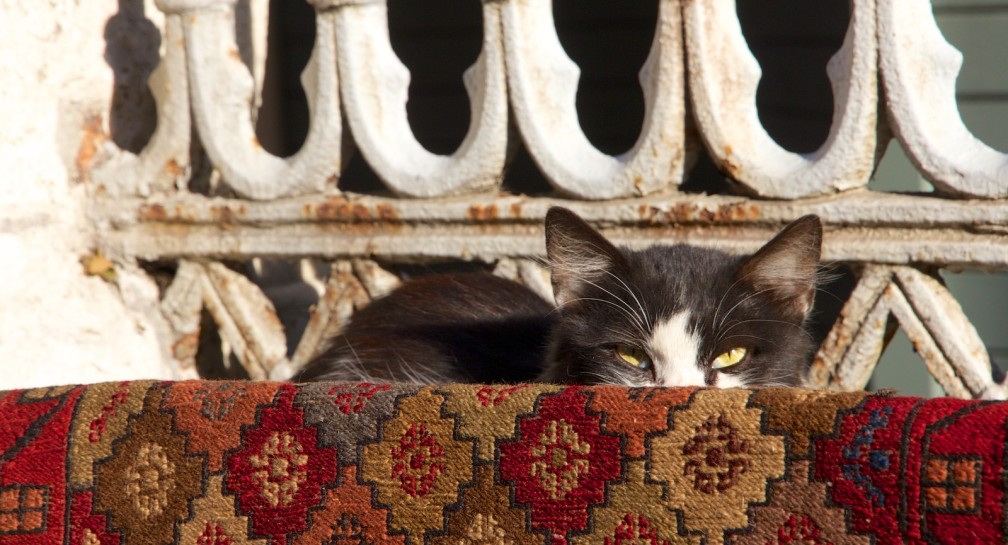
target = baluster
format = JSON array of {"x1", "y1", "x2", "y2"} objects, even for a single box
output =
[
  {"x1": 502, "y1": 0, "x2": 686, "y2": 200},
  {"x1": 330, "y1": 0, "x2": 508, "y2": 198},
  {"x1": 684, "y1": 0, "x2": 879, "y2": 198},
  {"x1": 156, "y1": 0, "x2": 342, "y2": 200},
  {"x1": 879, "y1": 0, "x2": 1008, "y2": 198},
  {"x1": 93, "y1": 14, "x2": 190, "y2": 196},
  {"x1": 809, "y1": 265, "x2": 993, "y2": 398}
]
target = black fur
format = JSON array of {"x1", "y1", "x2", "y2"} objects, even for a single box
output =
[
  {"x1": 538, "y1": 208, "x2": 821, "y2": 387},
  {"x1": 295, "y1": 273, "x2": 553, "y2": 383},
  {"x1": 296, "y1": 208, "x2": 822, "y2": 386}
]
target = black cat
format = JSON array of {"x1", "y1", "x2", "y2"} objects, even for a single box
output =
[{"x1": 296, "y1": 207, "x2": 822, "y2": 387}]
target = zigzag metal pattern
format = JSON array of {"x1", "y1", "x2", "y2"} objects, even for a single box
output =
[{"x1": 808, "y1": 265, "x2": 993, "y2": 398}]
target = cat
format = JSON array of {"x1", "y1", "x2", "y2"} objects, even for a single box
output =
[{"x1": 295, "y1": 207, "x2": 823, "y2": 387}]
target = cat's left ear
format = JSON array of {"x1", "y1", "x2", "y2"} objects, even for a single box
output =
[
  {"x1": 737, "y1": 215, "x2": 823, "y2": 319},
  {"x1": 545, "y1": 207, "x2": 628, "y2": 307}
]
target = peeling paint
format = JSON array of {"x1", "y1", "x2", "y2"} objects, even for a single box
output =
[{"x1": 76, "y1": 115, "x2": 108, "y2": 176}]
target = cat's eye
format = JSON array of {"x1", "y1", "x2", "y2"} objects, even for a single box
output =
[
  {"x1": 712, "y1": 347, "x2": 747, "y2": 370},
  {"x1": 615, "y1": 346, "x2": 652, "y2": 370}
]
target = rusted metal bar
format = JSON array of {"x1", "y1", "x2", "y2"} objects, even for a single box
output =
[{"x1": 95, "y1": 192, "x2": 1008, "y2": 270}]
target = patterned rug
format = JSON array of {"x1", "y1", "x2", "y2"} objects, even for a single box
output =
[{"x1": 0, "y1": 381, "x2": 1004, "y2": 545}]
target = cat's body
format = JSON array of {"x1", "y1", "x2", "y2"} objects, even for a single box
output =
[
  {"x1": 295, "y1": 273, "x2": 553, "y2": 383},
  {"x1": 296, "y1": 208, "x2": 823, "y2": 387}
]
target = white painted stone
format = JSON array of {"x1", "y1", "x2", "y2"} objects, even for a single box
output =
[
  {"x1": 502, "y1": 0, "x2": 687, "y2": 199},
  {"x1": 181, "y1": 3, "x2": 342, "y2": 199},
  {"x1": 879, "y1": 0, "x2": 1008, "y2": 198},
  {"x1": 92, "y1": 14, "x2": 191, "y2": 197},
  {"x1": 683, "y1": 0, "x2": 880, "y2": 198},
  {"x1": 334, "y1": 1, "x2": 508, "y2": 197},
  {"x1": 0, "y1": 0, "x2": 183, "y2": 389}
]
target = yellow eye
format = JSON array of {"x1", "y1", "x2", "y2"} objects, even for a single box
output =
[
  {"x1": 712, "y1": 347, "x2": 747, "y2": 369},
  {"x1": 616, "y1": 346, "x2": 652, "y2": 370}
]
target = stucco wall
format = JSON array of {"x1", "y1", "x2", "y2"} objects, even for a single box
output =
[{"x1": 0, "y1": 0, "x2": 187, "y2": 388}]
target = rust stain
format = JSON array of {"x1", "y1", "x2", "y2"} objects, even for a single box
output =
[
  {"x1": 139, "y1": 203, "x2": 168, "y2": 221},
  {"x1": 467, "y1": 204, "x2": 499, "y2": 221},
  {"x1": 633, "y1": 174, "x2": 645, "y2": 192},
  {"x1": 720, "y1": 144, "x2": 741, "y2": 180},
  {"x1": 228, "y1": 48, "x2": 242, "y2": 61},
  {"x1": 172, "y1": 331, "x2": 200, "y2": 360},
  {"x1": 638, "y1": 201, "x2": 762, "y2": 224},
  {"x1": 76, "y1": 115, "x2": 108, "y2": 176},
  {"x1": 174, "y1": 204, "x2": 197, "y2": 222},
  {"x1": 375, "y1": 204, "x2": 397, "y2": 221},
  {"x1": 209, "y1": 204, "x2": 246, "y2": 223},
  {"x1": 638, "y1": 204, "x2": 658, "y2": 222},
  {"x1": 314, "y1": 196, "x2": 373, "y2": 221},
  {"x1": 509, "y1": 202, "x2": 524, "y2": 218},
  {"x1": 165, "y1": 158, "x2": 185, "y2": 177},
  {"x1": 720, "y1": 158, "x2": 741, "y2": 180}
]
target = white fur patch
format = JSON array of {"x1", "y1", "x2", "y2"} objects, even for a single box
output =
[
  {"x1": 715, "y1": 373, "x2": 746, "y2": 388},
  {"x1": 649, "y1": 313, "x2": 706, "y2": 386}
]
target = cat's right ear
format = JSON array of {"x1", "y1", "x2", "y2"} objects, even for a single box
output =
[
  {"x1": 736, "y1": 215, "x2": 823, "y2": 319},
  {"x1": 545, "y1": 207, "x2": 627, "y2": 307}
]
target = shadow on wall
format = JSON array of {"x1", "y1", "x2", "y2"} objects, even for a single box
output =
[
  {"x1": 104, "y1": 0, "x2": 259, "y2": 154},
  {"x1": 103, "y1": 0, "x2": 159, "y2": 153}
]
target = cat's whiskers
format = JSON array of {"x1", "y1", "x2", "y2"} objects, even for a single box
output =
[
  {"x1": 715, "y1": 286, "x2": 779, "y2": 332},
  {"x1": 583, "y1": 365, "x2": 640, "y2": 387},
  {"x1": 557, "y1": 295, "x2": 648, "y2": 337},
  {"x1": 718, "y1": 333, "x2": 784, "y2": 349},
  {"x1": 573, "y1": 274, "x2": 650, "y2": 334},
  {"x1": 328, "y1": 339, "x2": 387, "y2": 383},
  {"x1": 600, "y1": 269, "x2": 652, "y2": 330},
  {"x1": 550, "y1": 263, "x2": 650, "y2": 332},
  {"x1": 716, "y1": 318, "x2": 815, "y2": 345},
  {"x1": 741, "y1": 355, "x2": 805, "y2": 383},
  {"x1": 602, "y1": 326, "x2": 648, "y2": 347},
  {"x1": 395, "y1": 356, "x2": 450, "y2": 385},
  {"x1": 711, "y1": 275, "x2": 750, "y2": 332}
]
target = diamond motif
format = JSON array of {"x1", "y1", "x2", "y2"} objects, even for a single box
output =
[
  {"x1": 293, "y1": 465, "x2": 405, "y2": 545},
  {"x1": 649, "y1": 389, "x2": 783, "y2": 540},
  {"x1": 589, "y1": 387, "x2": 694, "y2": 459},
  {"x1": 225, "y1": 385, "x2": 338, "y2": 542},
  {"x1": 441, "y1": 384, "x2": 556, "y2": 462},
  {"x1": 178, "y1": 475, "x2": 266, "y2": 545},
  {"x1": 164, "y1": 381, "x2": 279, "y2": 472},
  {"x1": 69, "y1": 491, "x2": 120, "y2": 545},
  {"x1": 361, "y1": 388, "x2": 473, "y2": 535},
  {"x1": 298, "y1": 382, "x2": 413, "y2": 466},
  {"x1": 729, "y1": 462, "x2": 869, "y2": 545},
  {"x1": 681, "y1": 414, "x2": 750, "y2": 495},
  {"x1": 433, "y1": 465, "x2": 541, "y2": 545},
  {"x1": 94, "y1": 388, "x2": 203, "y2": 545},
  {"x1": 571, "y1": 462, "x2": 698, "y2": 545},
  {"x1": 70, "y1": 382, "x2": 148, "y2": 488},
  {"x1": 499, "y1": 388, "x2": 622, "y2": 539}
]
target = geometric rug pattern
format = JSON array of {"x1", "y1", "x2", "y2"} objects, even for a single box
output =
[{"x1": 0, "y1": 380, "x2": 1004, "y2": 544}]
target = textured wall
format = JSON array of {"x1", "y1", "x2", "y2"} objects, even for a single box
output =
[{"x1": 0, "y1": 0, "x2": 187, "y2": 387}]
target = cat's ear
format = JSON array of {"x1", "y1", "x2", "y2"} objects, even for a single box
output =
[
  {"x1": 545, "y1": 207, "x2": 627, "y2": 307},
  {"x1": 737, "y1": 215, "x2": 822, "y2": 319}
]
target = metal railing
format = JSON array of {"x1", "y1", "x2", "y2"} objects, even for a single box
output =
[{"x1": 89, "y1": 0, "x2": 1008, "y2": 398}]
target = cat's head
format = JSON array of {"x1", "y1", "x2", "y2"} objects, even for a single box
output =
[{"x1": 540, "y1": 207, "x2": 822, "y2": 388}]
